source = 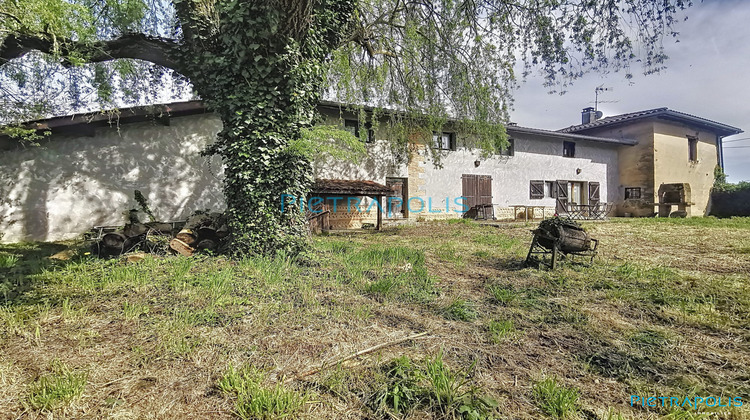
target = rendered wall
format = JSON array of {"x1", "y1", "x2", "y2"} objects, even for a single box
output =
[
  {"x1": 581, "y1": 119, "x2": 721, "y2": 217},
  {"x1": 652, "y1": 121, "x2": 718, "y2": 216},
  {"x1": 314, "y1": 116, "x2": 621, "y2": 224},
  {"x1": 0, "y1": 114, "x2": 224, "y2": 242},
  {"x1": 418, "y1": 132, "x2": 619, "y2": 220},
  {"x1": 578, "y1": 121, "x2": 655, "y2": 217}
]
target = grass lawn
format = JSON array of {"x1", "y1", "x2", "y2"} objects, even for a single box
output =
[{"x1": 0, "y1": 218, "x2": 749, "y2": 419}]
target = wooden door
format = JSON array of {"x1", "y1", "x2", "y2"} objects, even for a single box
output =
[
  {"x1": 462, "y1": 174, "x2": 493, "y2": 209},
  {"x1": 386, "y1": 178, "x2": 407, "y2": 217},
  {"x1": 462, "y1": 175, "x2": 477, "y2": 209},
  {"x1": 477, "y1": 175, "x2": 493, "y2": 206}
]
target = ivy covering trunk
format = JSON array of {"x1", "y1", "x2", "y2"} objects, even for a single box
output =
[{"x1": 178, "y1": 1, "x2": 355, "y2": 254}]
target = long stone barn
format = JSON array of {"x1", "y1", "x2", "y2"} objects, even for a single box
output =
[{"x1": 0, "y1": 101, "x2": 740, "y2": 242}]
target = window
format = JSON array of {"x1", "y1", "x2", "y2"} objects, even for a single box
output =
[
  {"x1": 563, "y1": 141, "x2": 576, "y2": 158},
  {"x1": 688, "y1": 136, "x2": 698, "y2": 162},
  {"x1": 625, "y1": 187, "x2": 641, "y2": 200},
  {"x1": 433, "y1": 132, "x2": 456, "y2": 150},
  {"x1": 530, "y1": 180, "x2": 544, "y2": 199},
  {"x1": 500, "y1": 138, "x2": 514, "y2": 156},
  {"x1": 344, "y1": 119, "x2": 374, "y2": 143}
]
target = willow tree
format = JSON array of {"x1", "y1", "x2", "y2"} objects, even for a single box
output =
[{"x1": 1, "y1": 0, "x2": 692, "y2": 253}]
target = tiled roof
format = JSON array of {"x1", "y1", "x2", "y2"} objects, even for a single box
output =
[
  {"x1": 559, "y1": 108, "x2": 742, "y2": 137},
  {"x1": 312, "y1": 179, "x2": 393, "y2": 196}
]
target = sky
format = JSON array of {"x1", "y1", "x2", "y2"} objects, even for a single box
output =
[{"x1": 509, "y1": 0, "x2": 750, "y2": 183}]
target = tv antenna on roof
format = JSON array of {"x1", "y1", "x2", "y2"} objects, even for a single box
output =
[{"x1": 594, "y1": 85, "x2": 615, "y2": 111}]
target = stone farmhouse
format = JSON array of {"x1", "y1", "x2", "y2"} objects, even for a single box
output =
[{"x1": 0, "y1": 101, "x2": 741, "y2": 241}]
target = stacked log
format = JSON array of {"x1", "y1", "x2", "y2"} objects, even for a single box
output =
[
  {"x1": 169, "y1": 212, "x2": 229, "y2": 256},
  {"x1": 94, "y1": 212, "x2": 229, "y2": 258},
  {"x1": 95, "y1": 221, "x2": 177, "y2": 257}
]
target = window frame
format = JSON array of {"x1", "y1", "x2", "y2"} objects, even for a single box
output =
[
  {"x1": 433, "y1": 131, "x2": 456, "y2": 151},
  {"x1": 500, "y1": 138, "x2": 515, "y2": 156},
  {"x1": 688, "y1": 136, "x2": 698, "y2": 162},
  {"x1": 344, "y1": 119, "x2": 375, "y2": 143},
  {"x1": 625, "y1": 187, "x2": 642, "y2": 200},
  {"x1": 530, "y1": 180, "x2": 545, "y2": 199},
  {"x1": 563, "y1": 141, "x2": 576, "y2": 158}
]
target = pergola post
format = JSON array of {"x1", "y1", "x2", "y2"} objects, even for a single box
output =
[{"x1": 375, "y1": 195, "x2": 382, "y2": 230}]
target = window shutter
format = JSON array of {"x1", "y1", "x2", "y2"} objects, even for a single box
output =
[
  {"x1": 530, "y1": 180, "x2": 544, "y2": 199},
  {"x1": 589, "y1": 182, "x2": 601, "y2": 205},
  {"x1": 555, "y1": 180, "x2": 568, "y2": 213}
]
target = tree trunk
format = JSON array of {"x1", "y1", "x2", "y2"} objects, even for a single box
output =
[{"x1": 174, "y1": 0, "x2": 355, "y2": 255}]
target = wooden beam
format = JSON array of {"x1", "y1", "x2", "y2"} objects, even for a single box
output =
[{"x1": 376, "y1": 195, "x2": 382, "y2": 230}]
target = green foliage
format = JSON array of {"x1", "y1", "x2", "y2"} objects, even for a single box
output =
[
  {"x1": 0, "y1": 253, "x2": 19, "y2": 268},
  {"x1": 133, "y1": 190, "x2": 156, "y2": 222},
  {"x1": 488, "y1": 285, "x2": 518, "y2": 305},
  {"x1": 443, "y1": 298, "x2": 478, "y2": 322},
  {"x1": 371, "y1": 356, "x2": 423, "y2": 416},
  {"x1": 532, "y1": 376, "x2": 580, "y2": 419},
  {"x1": 371, "y1": 352, "x2": 498, "y2": 420},
  {"x1": 423, "y1": 352, "x2": 499, "y2": 420},
  {"x1": 487, "y1": 320, "x2": 515, "y2": 343},
  {"x1": 218, "y1": 364, "x2": 306, "y2": 420},
  {"x1": 291, "y1": 124, "x2": 366, "y2": 163},
  {"x1": 26, "y1": 361, "x2": 87, "y2": 411}
]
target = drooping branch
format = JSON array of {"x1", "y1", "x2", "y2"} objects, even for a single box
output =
[{"x1": 0, "y1": 32, "x2": 181, "y2": 71}]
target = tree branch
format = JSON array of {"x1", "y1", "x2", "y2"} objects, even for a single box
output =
[
  {"x1": 0, "y1": 32, "x2": 181, "y2": 71},
  {"x1": 0, "y1": 11, "x2": 24, "y2": 27}
]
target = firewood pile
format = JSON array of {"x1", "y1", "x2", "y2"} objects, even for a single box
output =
[
  {"x1": 91, "y1": 191, "x2": 229, "y2": 257},
  {"x1": 93, "y1": 212, "x2": 229, "y2": 257}
]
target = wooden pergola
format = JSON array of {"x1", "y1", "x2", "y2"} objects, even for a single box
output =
[{"x1": 310, "y1": 179, "x2": 394, "y2": 231}]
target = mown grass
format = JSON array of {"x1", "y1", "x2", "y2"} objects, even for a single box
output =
[{"x1": 0, "y1": 218, "x2": 748, "y2": 418}]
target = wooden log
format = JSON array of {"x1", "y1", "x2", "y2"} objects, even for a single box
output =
[
  {"x1": 196, "y1": 239, "x2": 218, "y2": 252},
  {"x1": 123, "y1": 223, "x2": 148, "y2": 237},
  {"x1": 197, "y1": 226, "x2": 217, "y2": 241},
  {"x1": 102, "y1": 232, "x2": 127, "y2": 250},
  {"x1": 175, "y1": 229, "x2": 199, "y2": 246},
  {"x1": 169, "y1": 238, "x2": 195, "y2": 256}
]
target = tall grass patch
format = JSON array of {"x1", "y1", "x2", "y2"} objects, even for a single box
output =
[
  {"x1": 26, "y1": 361, "x2": 87, "y2": 411},
  {"x1": 370, "y1": 352, "x2": 498, "y2": 419},
  {"x1": 219, "y1": 365, "x2": 306, "y2": 420},
  {"x1": 532, "y1": 376, "x2": 580, "y2": 419}
]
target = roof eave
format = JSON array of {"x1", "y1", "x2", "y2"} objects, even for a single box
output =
[{"x1": 507, "y1": 125, "x2": 637, "y2": 146}]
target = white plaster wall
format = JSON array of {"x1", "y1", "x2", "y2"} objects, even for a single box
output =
[
  {"x1": 314, "y1": 139, "x2": 408, "y2": 182},
  {"x1": 0, "y1": 113, "x2": 224, "y2": 242},
  {"x1": 420, "y1": 133, "x2": 620, "y2": 215}
]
